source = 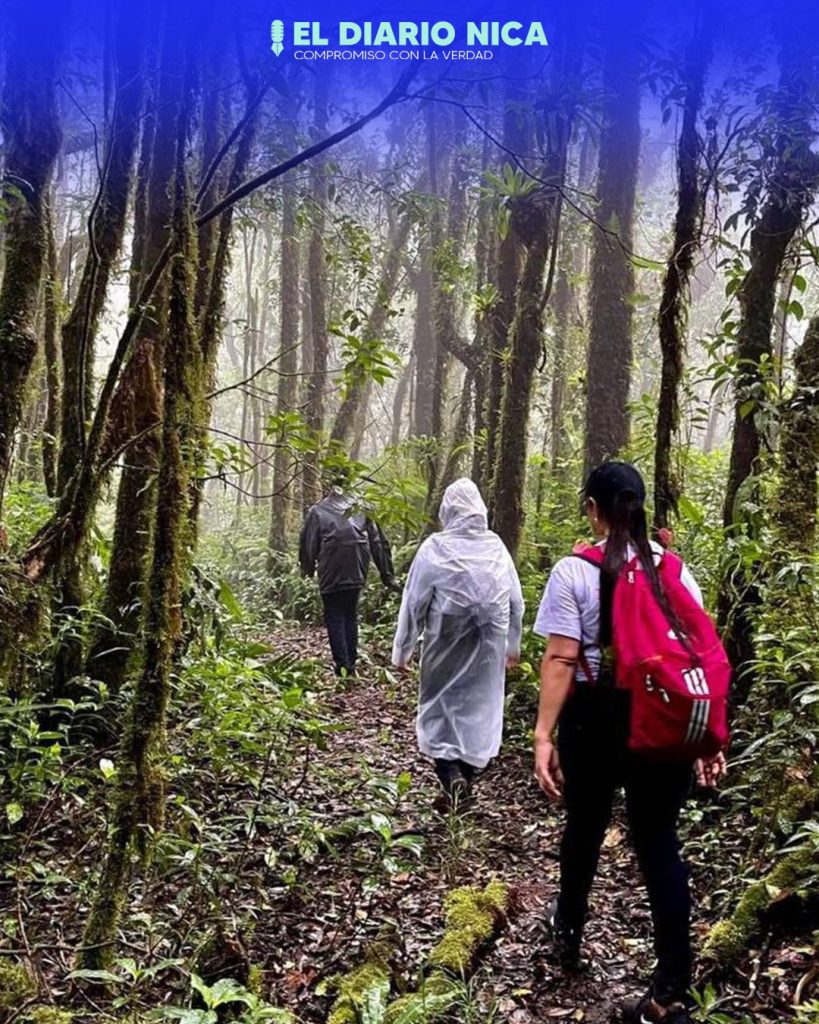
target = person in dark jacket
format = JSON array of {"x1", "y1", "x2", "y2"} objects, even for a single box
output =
[{"x1": 299, "y1": 487, "x2": 396, "y2": 676}]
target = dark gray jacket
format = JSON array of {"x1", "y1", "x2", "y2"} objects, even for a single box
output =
[{"x1": 299, "y1": 493, "x2": 395, "y2": 595}]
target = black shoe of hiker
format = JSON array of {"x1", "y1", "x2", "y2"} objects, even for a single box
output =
[
  {"x1": 433, "y1": 761, "x2": 470, "y2": 813},
  {"x1": 621, "y1": 992, "x2": 691, "y2": 1024},
  {"x1": 545, "y1": 897, "x2": 582, "y2": 970}
]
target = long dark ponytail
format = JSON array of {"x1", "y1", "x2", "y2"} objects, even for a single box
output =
[{"x1": 584, "y1": 462, "x2": 689, "y2": 651}]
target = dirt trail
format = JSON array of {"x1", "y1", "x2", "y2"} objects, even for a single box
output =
[{"x1": 261, "y1": 625, "x2": 664, "y2": 1023}]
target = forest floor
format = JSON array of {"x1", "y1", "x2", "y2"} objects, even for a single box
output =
[
  {"x1": 254, "y1": 624, "x2": 801, "y2": 1024},
  {"x1": 6, "y1": 621, "x2": 812, "y2": 1023}
]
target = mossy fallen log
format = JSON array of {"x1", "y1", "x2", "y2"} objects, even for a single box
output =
[
  {"x1": 325, "y1": 938, "x2": 394, "y2": 1024},
  {"x1": 322, "y1": 881, "x2": 510, "y2": 1024},
  {"x1": 427, "y1": 878, "x2": 509, "y2": 974},
  {"x1": 382, "y1": 973, "x2": 462, "y2": 1024},
  {"x1": 704, "y1": 847, "x2": 817, "y2": 966},
  {"x1": 383, "y1": 880, "x2": 509, "y2": 1024}
]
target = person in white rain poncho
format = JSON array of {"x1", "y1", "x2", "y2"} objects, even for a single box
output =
[{"x1": 391, "y1": 478, "x2": 524, "y2": 805}]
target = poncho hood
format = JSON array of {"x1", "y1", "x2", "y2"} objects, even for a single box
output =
[{"x1": 439, "y1": 478, "x2": 488, "y2": 532}]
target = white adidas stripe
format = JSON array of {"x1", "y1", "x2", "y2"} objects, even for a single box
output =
[{"x1": 685, "y1": 700, "x2": 710, "y2": 745}]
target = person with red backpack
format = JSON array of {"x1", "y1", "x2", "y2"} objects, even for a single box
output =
[{"x1": 533, "y1": 462, "x2": 729, "y2": 1024}]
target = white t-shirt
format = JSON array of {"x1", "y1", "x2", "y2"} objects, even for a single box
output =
[{"x1": 533, "y1": 540, "x2": 704, "y2": 681}]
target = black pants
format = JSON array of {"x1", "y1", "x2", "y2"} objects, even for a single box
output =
[
  {"x1": 321, "y1": 588, "x2": 361, "y2": 675},
  {"x1": 557, "y1": 686, "x2": 693, "y2": 1005}
]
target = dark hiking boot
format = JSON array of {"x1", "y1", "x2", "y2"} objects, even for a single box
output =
[
  {"x1": 621, "y1": 992, "x2": 691, "y2": 1024},
  {"x1": 433, "y1": 761, "x2": 472, "y2": 813},
  {"x1": 546, "y1": 897, "x2": 582, "y2": 970}
]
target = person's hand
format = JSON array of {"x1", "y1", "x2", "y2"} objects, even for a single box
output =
[
  {"x1": 392, "y1": 661, "x2": 412, "y2": 677},
  {"x1": 695, "y1": 751, "x2": 727, "y2": 788},
  {"x1": 534, "y1": 737, "x2": 564, "y2": 802},
  {"x1": 385, "y1": 578, "x2": 403, "y2": 595},
  {"x1": 506, "y1": 654, "x2": 520, "y2": 670}
]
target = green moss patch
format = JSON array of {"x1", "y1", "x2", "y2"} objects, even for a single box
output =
[
  {"x1": 0, "y1": 960, "x2": 37, "y2": 1008},
  {"x1": 705, "y1": 848, "x2": 817, "y2": 965},
  {"x1": 428, "y1": 880, "x2": 509, "y2": 975},
  {"x1": 326, "y1": 942, "x2": 393, "y2": 1024}
]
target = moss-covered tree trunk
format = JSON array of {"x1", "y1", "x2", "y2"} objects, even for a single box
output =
[
  {"x1": 303, "y1": 73, "x2": 331, "y2": 510},
  {"x1": 84, "y1": 46, "x2": 178, "y2": 695},
  {"x1": 582, "y1": 12, "x2": 641, "y2": 473},
  {"x1": 57, "y1": 8, "x2": 145, "y2": 495},
  {"x1": 491, "y1": 34, "x2": 578, "y2": 555},
  {"x1": 471, "y1": 130, "x2": 495, "y2": 490},
  {"x1": 549, "y1": 130, "x2": 595, "y2": 481},
  {"x1": 268, "y1": 123, "x2": 301, "y2": 557},
  {"x1": 51, "y1": 9, "x2": 146, "y2": 693},
  {"x1": 42, "y1": 197, "x2": 61, "y2": 498},
  {"x1": 0, "y1": 8, "x2": 63, "y2": 516},
  {"x1": 481, "y1": 69, "x2": 529, "y2": 500},
  {"x1": 412, "y1": 107, "x2": 446, "y2": 444},
  {"x1": 426, "y1": 107, "x2": 469, "y2": 507},
  {"x1": 81, "y1": 52, "x2": 200, "y2": 964},
  {"x1": 653, "y1": 27, "x2": 710, "y2": 529},
  {"x1": 490, "y1": 194, "x2": 555, "y2": 555}
]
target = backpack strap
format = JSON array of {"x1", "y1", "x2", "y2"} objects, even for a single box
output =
[
  {"x1": 569, "y1": 542, "x2": 604, "y2": 683},
  {"x1": 571, "y1": 540, "x2": 605, "y2": 566},
  {"x1": 659, "y1": 549, "x2": 685, "y2": 580}
]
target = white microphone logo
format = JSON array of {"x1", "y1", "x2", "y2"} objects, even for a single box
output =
[{"x1": 270, "y1": 20, "x2": 285, "y2": 56}]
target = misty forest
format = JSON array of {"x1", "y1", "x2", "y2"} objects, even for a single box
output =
[{"x1": 0, "y1": 2, "x2": 818, "y2": 1022}]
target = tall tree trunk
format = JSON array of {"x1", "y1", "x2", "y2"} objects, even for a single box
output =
[
  {"x1": 52, "y1": 8, "x2": 145, "y2": 693},
  {"x1": 491, "y1": 35, "x2": 579, "y2": 555},
  {"x1": 490, "y1": 194, "x2": 557, "y2": 555},
  {"x1": 719, "y1": 38, "x2": 819, "y2": 697},
  {"x1": 57, "y1": 8, "x2": 144, "y2": 493},
  {"x1": 427, "y1": 107, "x2": 469, "y2": 506},
  {"x1": 84, "y1": 43, "x2": 176, "y2": 694},
  {"x1": 191, "y1": 73, "x2": 262, "y2": 538},
  {"x1": 583, "y1": 12, "x2": 641, "y2": 472},
  {"x1": 411, "y1": 251, "x2": 435, "y2": 437},
  {"x1": 0, "y1": 8, "x2": 63, "y2": 516},
  {"x1": 549, "y1": 113, "x2": 598, "y2": 478},
  {"x1": 268, "y1": 124, "x2": 301, "y2": 557},
  {"x1": 236, "y1": 226, "x2": 258, "y2": 511},
  {"x1": 390, "y1": 359, "x2": 412, "y2": 448},
  {"x1": 81, "y1": 38, "x2": 199, "y2": 968},
  {"x1": 471, "y1": 128, "x2": 495, "y2": 489},
  {"x1": 428, "y1": 369, "x2": 475, "y2": 524},
  {"x1": 653, "y1": 25, "x2": 711, "y2": 529},
  {"x1": 303, "y1": 73, "x2": 330, "y2": 511},
  {"x1": 482, "y1": 67, "x2": 530, "y2": 499},
  {"x1": 42, "y1": 197, "x2": 61, "y2": 498}
]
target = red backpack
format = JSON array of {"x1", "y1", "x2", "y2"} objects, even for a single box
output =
[{"x1": 572, "y1": 542, "x2": 731, "y2": 760}]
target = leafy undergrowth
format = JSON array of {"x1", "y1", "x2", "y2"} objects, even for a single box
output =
[{"x1": 1, "y1": 623, "x2": 816, "y2": 1023}]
